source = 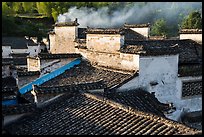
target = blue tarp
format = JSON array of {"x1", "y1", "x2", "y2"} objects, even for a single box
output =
[{"x1": 19, "y1": 58, "x2": 81, "y2": 94}]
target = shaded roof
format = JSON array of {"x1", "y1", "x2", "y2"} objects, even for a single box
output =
[
  {"x1": 2, "y1": 58, "x2": 27, "y2": 65},
  {"x1": 2, "y1": 103, "x2": 37, "y2": 115},
  {"x1": 36, "y1": 53, "x2": 82, "y2": 59},
  {"x1": 182, "y1": 80, "x2": 202, "y2": 98},
  {"x1": 17, "y1": 70, "x2": 40, "y2": 77},
  {"x1": 54, "y1": 21, "x2": 79, "y2": 27},
  {"x1": 10, "y1": 53, "x2": 29, "y2": 58},
  {"x1": 179, "y1": 29, "x2": 202, "y2": 34},
  {"x1": 106, "y1": 89, "x2": 171, "y2": 117},
  {"x1": 121, "y1": 39, "x2": 202, "y2": 61},
  {"x1": 2, "y1": 87, "x2": 18, "y2": 101},
  {"x1": 2, "y1": 76, "x2": 17, "y2": 88},
  {"x1": 121, "y1": 40, "x2": 180, "y2": 56},
  {"x1": 86, "y1": 28, "x2": 124, "y2": 35},
  {"x1": 4, "y1": 92, "x2": 200, "y2": 135},
  {"x1": 41, "y1": 60, "x2": 135, "y2": 88},
  {"x1": 2, "y1": 37, "x2": 37, "y2": 49},
  {"x1": 178, "y1": 64, "x2": 202, "y2": 77},
  {"x1": 124, "y1": 23, "x2": 150, "y2": 28},
  {"x1": 2, "y1": 76, "x2": 18, "y2": 101}
]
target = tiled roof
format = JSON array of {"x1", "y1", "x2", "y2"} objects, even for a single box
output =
[
  {"x1": 2, "y1": 76, "x2": 17, "y2": 88},
  {"x1": 124, "y1": 23, "x2": 150, "y2": 28},
  {"x1": 121, "y1": 40, "x2": 180, "y2": 56},
  {"x1": 179, "y1": 29, "x2": 202, "y2": 34},
  {"x1": 2, "y1": 37, "x2": 37, "y2": 49},
  {"x1": 2, "y1": 87, "x2": 18, "y2": 101},
  {"x1": 121, "y1": 39, "x2": 202, "y2": 61},
  {"x1": 2, "y1": 58, "x2": 27, "y2": 65},
  {"x1": 178, "y1": 64, "x2": 202, "y2": 77},
  {"x1": 10, "y1": 53, "x2": 29, "y2": 58},
  {"x1": 17, "y1": 71, "x2": 40, "y2": 77},
  {"x1": 54, "y1": 21, "x2": 79, "y2": 27},
  {"x1": 41, "y1": 60, "x2": 134, "y2": 88},
  {"x1": 124, "y1": 29, "x2": 146, "y2": 41},
  {"x1": 182, "y1": 80, "x2": 202, "y2": 98},
  {"x1": 37, "y1": 53, "x2": 82, "y2": 59},
  {"x1": 4, "y1": 93, "x2": 201, "y2": 135},
  {"x1": 86, "y1": 28, "x2": 124, "y2": 35},
  {"x1": 106, "y1": 89, "x2": 172, "y2": 117},
  {"x1": 2, "y1": 103, "x2": 37, "y2": 115}
]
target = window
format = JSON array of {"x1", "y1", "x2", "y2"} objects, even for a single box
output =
[{"x1": 35, "y1": 49, "x2": 37, "y2": 52}]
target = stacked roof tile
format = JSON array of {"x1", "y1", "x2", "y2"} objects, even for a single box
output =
[
  {"x1": 106, "y1": 89, "x2": 171, "y2": 117},
  {"x1": 86, "y1": 28, "x2": 124, "y2": 34},
  {"x1": 179, "y1": 29, "x2": 202, "y2": 34},
  {"x1": 4, "y1": 93, "x2": 201, "y2": 135},
  {"x1": 182, "y1": 81, "x2": 202, "y2": 98},
  {"x1": 41, "y1": 60, "x2": 134, "y2": 88},
  {"x1": 178, "y1": 64, "x2": 202, "y2": 77},
  {"x1": 121, "y1": 39, "x2": 202, "y2": 61},
  {"x1": 37, "y1": 53, "x2": 82, "y2": 59}
]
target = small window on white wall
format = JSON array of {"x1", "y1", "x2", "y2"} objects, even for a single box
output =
[{"x1": 35, "y1": 49, "x2": 36, "y2": 52}]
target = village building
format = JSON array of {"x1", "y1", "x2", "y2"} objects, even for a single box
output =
[
  {"x1": 179, "y1": 29, "x2": 202, "y2": 43},
  {"x1": 2, "y1": 19, "x2": 202, "y2": 135}
]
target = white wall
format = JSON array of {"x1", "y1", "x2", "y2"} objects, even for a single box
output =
[
  {"x1": 27, "y1": 45, "x2": 40, "y2": 56},
  {"x1": 120, "y1": 53, "x2": 139, "y2": 71},
  {"x1": 180, "y1": 34, "x2": 202, "y2": 43},
  {"x1": 11, "y1": 49, "x2": 27, "y2": 54},
  {"x1": 130, "y1": 27, "x2": 150, "y2": 38},
  {"x1": 138, "y1": 55, "x2": 179, "y2": 103},
  {"x1": 2, "y1": 46, "x2": 12, "y2": 58}
]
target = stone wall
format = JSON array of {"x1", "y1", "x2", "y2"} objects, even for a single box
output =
[
  {"x1": 86, "y1": 34, "x2": 123, "y2": 53},
  {"x1": 76, "y1": 48, "x2": 139, "y2": 72},
  {"x1": 50, "y1": 26, "x2": 77, "y2": 54},
  {"x1": 180, "y1": 34, "x2": 202, "y2": 43}
]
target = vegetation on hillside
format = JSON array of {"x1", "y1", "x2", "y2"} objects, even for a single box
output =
[{"x1": 2, "y1": 2, "x2": 202, "y2": 38}]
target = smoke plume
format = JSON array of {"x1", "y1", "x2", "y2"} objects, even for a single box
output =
[{"x1": 57, "y1": 2, "x2": 202, "y2": 28}]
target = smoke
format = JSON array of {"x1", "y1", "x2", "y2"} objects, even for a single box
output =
[{"x1": 57, "y1": 2, "x2": 202, "y2": 28}]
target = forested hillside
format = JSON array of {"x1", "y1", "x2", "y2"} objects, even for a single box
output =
[{"x1": 2, "y1": 2, "x2": 202, "y2": 38}]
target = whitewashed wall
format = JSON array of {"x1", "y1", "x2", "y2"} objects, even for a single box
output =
[
  {"x1": 130, "y1": 27, "x2": 150, "y2": 38},
  {"x1": 117, "y1": 54, "x2": 179, "y2": 102},
  {"x1": 50, "y1": 26, "x2": 77, "y2": 53},
  {"x1": 11, "y1": 49, "x2": 27, "y2": 54},
  {"x1": 27, "y1": 45, "x2": 40, "y2": 56},
  {"x1": 86, "y1": 34, "x2": 123, "y2": 53},
  {"x1": 2, "y1": 46, "x2": 12, "y2": 58},
  {"x1": 180, "y1": 34, "x2": 202, "y2": 43}
]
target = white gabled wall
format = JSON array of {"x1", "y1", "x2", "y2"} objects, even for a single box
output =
[
  {"x1": 138, "y1": 55, "x2": 179, "y2": 103},
  {"x1": 180, "y1": 33, "x2": 202, "y2": 43},
  {"x1": 2, "y1": 46, "x2": 12, "y2": 58},
  {"x1": 130, "y1": 27, "x2": 150, "y2": 38}
]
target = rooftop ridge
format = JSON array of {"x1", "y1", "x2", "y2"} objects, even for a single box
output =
[
  {"x1": 179, "y1": 29, "x2": 202, "y2": 34},
  {"x1": 124, "y1": 23, "x2": 150, "y2": 28},
  {"x1": 83, "y1": 93, "x2": 201, "y2": 134}
]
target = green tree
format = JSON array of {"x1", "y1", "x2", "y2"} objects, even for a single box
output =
[
  {"x1": 36, "y1": 2, "x2": 52, "y2": 17},
  {"x1": 51, "y1": 8, "x2": 59, "y2": 22},
  {"x1": 22, "y1": 2, "x2": 36, "y2": 13},
  {"x1": 2, "y1": 2, "x2": 12, "y2": 15},
  {"x1": 11, "y1": 2, "x2": 24, "y2": 14},
  {"x1": 181, "y1": 11, "x2": 202, "y2": 29},
  {"x1": 150, "y1": 19, "x2": 169, "y2": 36}
]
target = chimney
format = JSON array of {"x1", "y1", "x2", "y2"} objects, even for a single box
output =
[{"x1": 31, "y1": 84, "x2": 38, "y2": 103}]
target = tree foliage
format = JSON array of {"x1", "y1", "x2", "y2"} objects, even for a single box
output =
[
  {"x1": 150, "y1": 19, "x2": 169, "y2": 36},
  {"x1": 181, "y1": 11, "x2": 202, "y2": 29}
]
